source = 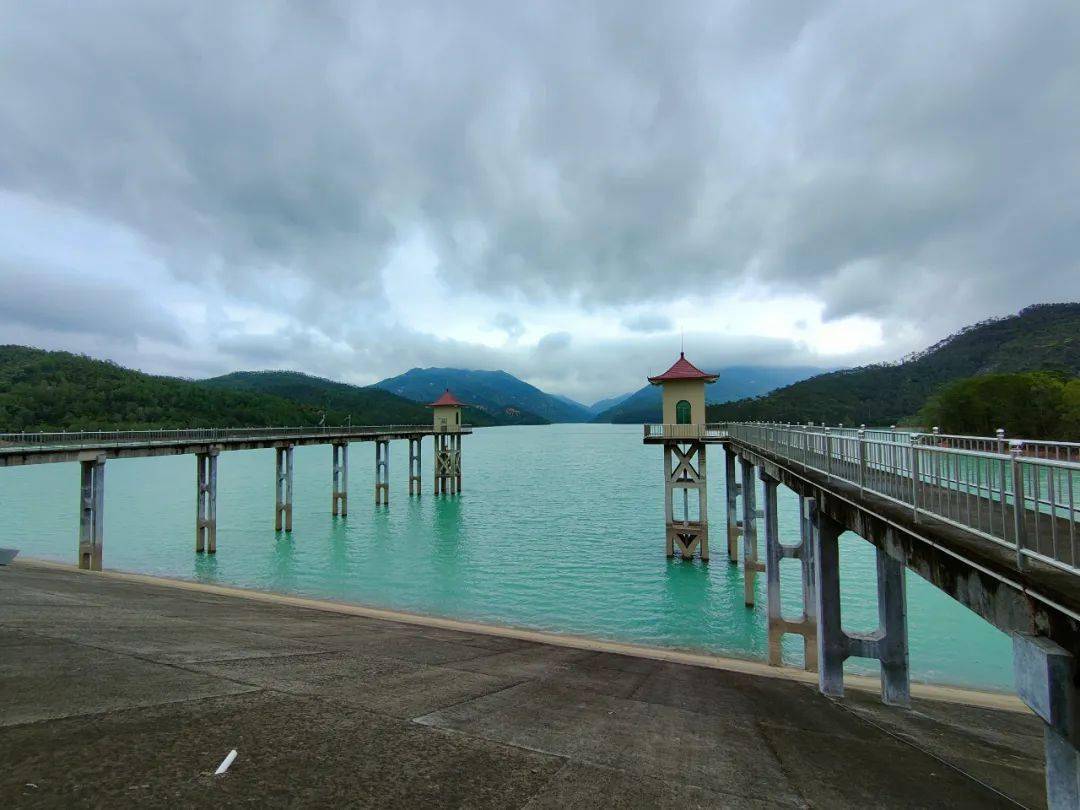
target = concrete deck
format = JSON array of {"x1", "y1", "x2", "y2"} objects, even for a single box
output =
[{"x1": 1, "y1": 563, "x2": 1049, "y2": 808}]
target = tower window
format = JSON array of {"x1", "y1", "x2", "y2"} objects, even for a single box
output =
[{"x1": 675, "y1": 399, "x2": 692, "y2": 424}]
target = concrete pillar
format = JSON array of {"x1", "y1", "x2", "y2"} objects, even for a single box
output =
[
  {"x1": 196, "y1": 448, "x2": 219, "y2": 553},
  {"x1": 763, "y1": 487, "x2": 818, "y2": 670},
  {"x1": 375, "y1": 439, "x2": 389, "y2": 505},
  {"x1": 332, "y1": 441, "x2": 349, "y2": 516},
  {"x1": 813, "y1": 501, "x2": 909, "y2": 706},
  {"x1": 663, "y1": 441, "x2": 708, "y2": 560},
  {"x1": 434, "y1": 433, "x2": 461, "y2": 497},
  {"x1": 78, "y1": 453, "x2": 106, "y2": 570},
  {"x1": 454, "y1": 433, "x2": 462, "y2": 494},
  {"x1": 1013, "y1": 634, "x2": 1080, "y2": 808},
  {"x1": 408, "y1": 438, "x2": 421, "y2": 496},
  {"x1": 739, "y1": 456, "x2": 762, "y2": 606},
  {"x1": 275, "y1": 444, "x2": 294, "y2": 532},
  {"x1": 724, "y1": 446, "x2": 740, "y2": 565}
]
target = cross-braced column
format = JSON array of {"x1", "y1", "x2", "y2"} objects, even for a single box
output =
[
  {"x1": 739, "y1": 457, "x2": 764, "y2": 605},
  {"x1": 196, "y1": 447, "x2": 219, "y2": 553},
  {"x1": 408, "y1": 438, "x2": 421, "y2": 496},
  {"x1": 724, "y1": 446, "x2": 741, "y2": 565},
  {"x1": 762, "y1": 477, "x2": 818, "y2": 670},
  {"x1": 375, "y1": 439, "x2": 389, "y2": 505},
  {"x1": 332, "y1": 441, "x2": 349, "y2": 516},
  {"x1": 814, "y1": 501, "x2": 910, "y2": 706},
  {"x1": 1013, "y1": 634, "x2": 1080, "y2": 809},
  {"x1": 663, "y1": 441, "x2": 709, "y2": 561},
  {"x1": 434, "y1": 433, "x2": 461, "y2": 496},
  {"x1": 78, "y1": 453, "x2": 106, "y2": 570},
  {"x1": 275, "y1": 444, "x2": 294, "y2": 531}
]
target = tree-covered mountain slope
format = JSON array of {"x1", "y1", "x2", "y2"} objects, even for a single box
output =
[
  {"x1": 375, "y1": 367, "x2": 582, "y2": 422},
  {"x1": 707, "y1": 303, "x2": 1080, "y2": 426}
]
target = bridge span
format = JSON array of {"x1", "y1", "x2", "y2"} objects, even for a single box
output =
[
  {"x1": 646, "y1": 421, "x2": 1080, "y2": 806},
  {"x1": 0, "y1": 424, "x2": 470, "y2": 570}
]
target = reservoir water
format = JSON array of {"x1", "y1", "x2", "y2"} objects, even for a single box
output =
[{"x1": 3, "y1": 423, "x2": 1014, "y2": 691}]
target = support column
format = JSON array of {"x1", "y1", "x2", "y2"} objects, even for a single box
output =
[
  {"x1": 813, "y1": 501, "x2": 910, "y2": 706},
  {"x1": 375, "y1": 439, "x2": 389, "y2": 505},
  {"x1": 332, "y1": 441, "x2": 349, "y2": 516},
  {"x1": 434, "y1": 433, "x2": 461, "y2": 497},
  {"x1": 663, "y1": 441, "x2": 708, "y2": 561},
  {"x1": 1013, "y1": 634, "x2": 1080, "y2": 809},
  {"x1": 724, "y1": 445, "x2": 740, "y2": 565},
  {"x1": 196, "y1": 447, "x2": 219, "y2": 553},
  {"x1": 762, "y1": 478, "x2": 818, "y2": 670},
  {"x1": 77, "y1": 453, "x2": 106, "y2": 570},
  {"x1": 739, "y1": 457, "x2": 764, "y2": 605},
  {"x1": 408, "y1": 438, "x2": 421, "y2": 496},
  {"x1": 275, "y1": 444, "x2": 294, "y2": 532}
]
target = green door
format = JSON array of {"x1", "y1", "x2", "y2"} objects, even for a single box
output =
[{"x1": 676, "y1": 400, "x2": 692, "y2": 425}]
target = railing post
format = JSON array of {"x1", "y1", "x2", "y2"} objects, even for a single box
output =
[
  {"x1": 824, "y1": 427, "x2": 832, "y2": 480},
  {"x1": 857, "y1": 428, "x2": 867, "y2": 493},
  {"x1": 910, "y1": 434, "x2": 920, "y2": 522},
  {"x1": 1011, "y1": 443, "x2": 1026, "y2": 571}
]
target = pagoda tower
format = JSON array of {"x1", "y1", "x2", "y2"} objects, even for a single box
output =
[{"x1": 647, "y1": 353, "x2": 718, "y2": 560}]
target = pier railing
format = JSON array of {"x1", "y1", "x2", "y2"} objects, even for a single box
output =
[
  {"x1": 0, "y1": 424, "x2": 469, "y2": 452},
  {"x1": 718, "y1": 422, "x2": 1080, "y2": 576}
]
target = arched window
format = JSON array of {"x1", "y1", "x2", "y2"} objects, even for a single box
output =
[
  {"x1": 455, "y1": 410, "x2": 460, "y2": 425},
  {"x1": 675, "y1": 400, "x2": 692, "y2": 425}
]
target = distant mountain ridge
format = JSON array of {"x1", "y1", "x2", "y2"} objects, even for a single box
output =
[
  {"x1": 594, "y1": 365, "x2": 826, "y2": 423},
  {"x1": 708, "y1": 303, "x2": 1080, "y2": 426},
  {"x1": 375, "y1": 367, "x2": 590, "y2": 423}
]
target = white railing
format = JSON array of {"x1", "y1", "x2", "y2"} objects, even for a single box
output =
[
  {"x1": 643, "y1": 424, "x2": 730, "y2": 441},
  {"x1": 708, "y1": 422, "x2": 1080, "y2": 576},
  {"x1": 0, "y1": 424, "x2": 472, "y2": 452}
]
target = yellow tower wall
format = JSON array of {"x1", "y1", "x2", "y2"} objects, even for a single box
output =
[{"x1": 659, "y1": 380, "x2": 708, "y2": 425}]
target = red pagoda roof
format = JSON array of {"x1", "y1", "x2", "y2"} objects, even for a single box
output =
[
  {"x1": 428, "y1": 389, "x2": 465, "y2": 407},
  {"x1": 647, "y1": 353, "x2": 719, "y2": 385}
]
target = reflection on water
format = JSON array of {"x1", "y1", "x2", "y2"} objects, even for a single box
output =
[{"x1": 3, "y1": 424, "x2": 1015, "y2": 690}]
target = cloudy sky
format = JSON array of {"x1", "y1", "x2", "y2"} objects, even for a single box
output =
[{"x1": 1, "y1": 1, "x2": 1078, "y2": 403}]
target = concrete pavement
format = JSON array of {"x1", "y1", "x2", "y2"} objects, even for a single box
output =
[{"x1": 0, "y1": 563, "x2": 1048, "y2": 808}]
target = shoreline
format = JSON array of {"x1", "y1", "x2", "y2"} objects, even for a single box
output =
[{"x1": 13, "y1": 556, "x2": 1026, "y2": 713}]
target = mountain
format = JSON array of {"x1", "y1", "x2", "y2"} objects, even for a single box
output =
[
  {"x1": 0, "y1": 346, "x2": 341, "y2": 431},
  {"x1": 203, "y1": 370, "x2": 519, "y2": 427},
  {"x1": 588, "y1": 391, "x2": 635, "y2": 415},
  {"x1": 375, "y1": 367, "x2": 590, "y2": 423},
  {"x1": 708, "y1": 303, "x2": 1080, "y2": 426},
  {"x1": 594, "y1": 366, "x2": 826, "y2": 423}
]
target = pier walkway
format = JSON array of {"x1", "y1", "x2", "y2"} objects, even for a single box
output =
[{"x1": 0, "y1": 563, "x2": 1046, "y2": 808}]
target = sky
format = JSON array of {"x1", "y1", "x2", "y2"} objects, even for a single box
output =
[{"x1": 1, "y1": 2, "x2": 1078, "y2": 405}]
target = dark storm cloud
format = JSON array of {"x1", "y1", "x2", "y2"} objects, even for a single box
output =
[{"x1": 0, "y1": 0, "x2": 1077, "y2": 373}]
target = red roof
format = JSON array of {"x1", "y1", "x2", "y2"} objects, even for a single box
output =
[
  {"x1": 428, "y1": 389, "x2": 465, "y2": 407},
  {"x1": 648, "y1": 353, "x2": 719, "y2": 385}
]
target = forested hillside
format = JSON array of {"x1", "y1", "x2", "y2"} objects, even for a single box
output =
[
  {"x1": 202, "y1": 370, "x2": 503, "y2": 427},
  {"x1": 0, "y1": 348, "x2": 463, "y2": 431},
  {"x1": 376, "y1": 367, "x2": 573, "y2": 422},
  {"x1": 707, "y1": 303, "x2": 1080, "y2": 426}
]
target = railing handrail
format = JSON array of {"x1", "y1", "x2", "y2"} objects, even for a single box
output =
[{"x1": 0, "y1": 424, "x2": 472, "y2": 450}]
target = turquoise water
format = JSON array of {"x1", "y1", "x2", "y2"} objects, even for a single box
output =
[{"x1": 2, "y1": 424, "x2": 1014, "y2": 691}]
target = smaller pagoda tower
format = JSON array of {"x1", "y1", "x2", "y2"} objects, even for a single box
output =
[
  {"x1": 647, "y1": 353, "x2": 718, "y2": 560},
  {"x1": 429, "y1": 389, "x2": 464, "y2": 495}
]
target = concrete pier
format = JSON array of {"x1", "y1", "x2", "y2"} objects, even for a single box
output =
[
  {"x1": 663, "y1": 441, "x2": 709, "y2": 560},
  {"x1": 408, "y1": 437, "x2": 421, "y2": 496},
  {"x1": 724, "y1": 445, "x2": 740, "y2": 564},
  {"x1": 762, "y1": 475, "x2": 818, "y2": 670},
  {"x1": 814, "y1": 504, "x2": 910, "y2": 707},
  {"x1": 77, "y1": 452, "x2": 105, "y2": 571},
  {"x1": 375, "y1": 439, "x2": 389, "y2": 506},
  {"x1": 331, "y1": 441, "x2": 348, "y2": 517},
  {"x1": 274, "y1": 444, "x2": 294, "y2": 532},
  {"x1": 434, "y1": 433, "x2": 460, "y2": 496},
  {"x1": 195, "y1": 448, "x2": 219, "y2": 553},
  {"x1": 739, "y1": 457, "x2": 763, "y2": 605}
]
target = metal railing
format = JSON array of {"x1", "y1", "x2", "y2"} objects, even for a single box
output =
[
  {"x1": 711, "y1": 422, "x2": 1080, "y2": 576},
  {"x1": 0, "y1": 424, "x2": 471, "y2": 452}
]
